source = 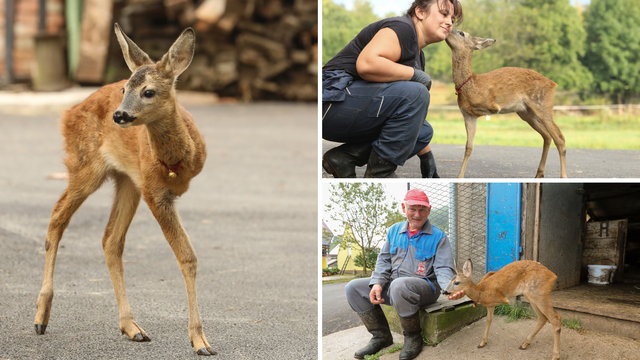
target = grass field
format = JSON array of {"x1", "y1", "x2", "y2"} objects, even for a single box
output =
[{"x1": 428, "y1": 82, "x2": 640, "y2": 150}]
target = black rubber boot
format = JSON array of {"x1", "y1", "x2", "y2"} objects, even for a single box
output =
[
  {"x1": 354, "y1": 306, "x2": 395, "y2": 359},
  {"x1": 322, "y1": 142, "x2": 372, "y2": 178},
  {"x1": 399, "y1": 313, "x2": 423, "y2": 360},
  {"x1": 418, "y1": 151, "x2": 440, "y2": 178},
  {"x1": 363, "y1": 149, "x2": 398, "y2": 178}
]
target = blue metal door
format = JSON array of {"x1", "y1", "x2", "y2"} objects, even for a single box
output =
[{"x1": 486, "y1": 183, "x2": 521, "y2": 272}]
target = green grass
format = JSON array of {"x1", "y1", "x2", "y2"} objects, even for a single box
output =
[
  {"x1": 426, "y1": 81, "x2": 640, "y2": 150},
  {"x1": 562, "y1": 317, "x2": 582, "y2": 330},
  {"x1": 322, "y1": 276, "x2": 354, "y2": 285},
  {"x1": 363, "y1": 343, "x2": 404, "y2": 360},
  {"x1": 427, "y1": 110, "x2": 640, "y2": 150},
  {"x1": 494, "y1": 304, "x2": 535, "y2": 322}
]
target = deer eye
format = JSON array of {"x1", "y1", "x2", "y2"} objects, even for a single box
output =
[
  {"x1": 144, "y1": 89, "x2": 156, "y2": 98},
  {"x1": 454, "y1": 281, "x2": 460, "y2": 285},
  {"x1": 459, "y1": 31, "x2": 465, "y2": 37}
]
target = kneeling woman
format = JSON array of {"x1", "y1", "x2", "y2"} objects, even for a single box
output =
[{"x1": 322, "y1": 0, "x2": 463, "y2": 178}]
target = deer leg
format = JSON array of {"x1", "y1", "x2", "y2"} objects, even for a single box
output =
[
  {"x1": 458, "y1": 114, "x2": 478, "y2": 178},
  {"x1": 145, "y1": 192, "x2": 215, "y2": 356},
  {"x1": 533, "y1": 296, "x2": 562, "y2": 360},
  {"x1": 519, "y1": 299, "x2": 548, "y2": 351},
  {"x1": 529, "y1": 107, "x2": 567, "y2": 178},
  {"x1": 479, "y1": 306, "x2": 494, "y2": 348},
  {"x1": 35, "y1": 170, "x2": 106, "y2": 334},
  {"x1": 517, "y1": 110, "x2": 552, "y2": 178},
  {"x1": 101, "y1": 174, "x2": 149, "y2": 341}
]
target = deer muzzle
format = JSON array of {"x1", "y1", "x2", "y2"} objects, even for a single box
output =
[{"x1": 113, "y1": 110, "x2": 137, "y2": 126}]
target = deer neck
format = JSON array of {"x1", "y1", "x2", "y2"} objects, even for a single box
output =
[
  {"x1": 462, "y1": 281, "x2": 482, "y2": 303},
  {"x1": 451, "y1": 51, "x2": 474, "y2": 91},
  {"x1": 145, "y1": 104, "x2": 192, "y2": 166}
]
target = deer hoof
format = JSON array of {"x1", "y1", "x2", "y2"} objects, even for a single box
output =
[
  {"x1": 519, "y1": 345, "x2": 528, "y2": 350},
  {"x1": 196, "y1": 347, "x2": 217, "y2": 356},
  {"x1": 132, "y1": 332, "x2": 151, "y2": 342},
  {"x1": 477, "y1": 344, "x2": 485, "y2": 349},
  {"x1": 35, "y1": 324, "x2": 47, "y2": 335}
]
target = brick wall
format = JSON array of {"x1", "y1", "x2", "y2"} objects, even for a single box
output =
[{"x1": 0, "y1": 0, "x2": 65, "y2": 81}]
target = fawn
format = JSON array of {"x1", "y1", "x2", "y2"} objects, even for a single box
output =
[
  {"x1": 442, "y1": 259, "x2": 562, "y2": 360},
  {"x1": 34, "y1": 24, "x2": 215, "y2": 355},
  {"x1": 445, "y1": 29, "x2": 567, "y2": 178}
]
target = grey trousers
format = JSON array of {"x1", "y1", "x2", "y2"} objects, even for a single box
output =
[{"x1": 345, "y1": 277, "x2": 441, "y2": 318}]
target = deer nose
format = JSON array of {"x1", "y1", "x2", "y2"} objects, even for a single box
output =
[{"x1": 113, "y1": 110, "x2": 136, "y2": 124}]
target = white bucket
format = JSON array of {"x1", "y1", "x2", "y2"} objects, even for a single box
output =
[{"x1": 587, "y1": 265, "x2": 616, "y2": 285}]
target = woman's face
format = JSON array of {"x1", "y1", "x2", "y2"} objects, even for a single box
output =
[{"x1": 418, "y1": 0, "x2": 454, "y2": 45}]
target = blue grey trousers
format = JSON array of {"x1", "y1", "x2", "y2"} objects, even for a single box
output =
[
  {"x1": 322, "y1": 80, "x2": 432, "y2": 166},
  {"x1": 345, "y1": 277, "x2": 441, "y2": 318}
]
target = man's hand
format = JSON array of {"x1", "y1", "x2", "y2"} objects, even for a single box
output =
[
  {"x1": 369, "y1": 284, "x2": 385, "y2": 305},
  {"x1": 446, "y1": 290, "x2": 466, "y2": 300}
]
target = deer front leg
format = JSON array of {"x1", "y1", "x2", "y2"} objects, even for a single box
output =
[
  {"x1": 458, "y1": 114, "x2": 478, "y2": 178},
  {"x1": 146, "y1": 193, "x2": 216, "y2": 356},
  {"x1": 479, "y1": 306, "x2": 494, "y2": 348},
  {"x1": 102, "y1": 175, "x2": 149, "y2": 341}
]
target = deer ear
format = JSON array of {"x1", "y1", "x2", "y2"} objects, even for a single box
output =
[
  {"x1": 114, "y1": 23, "x2": 153, "y2": 72},
  {"x1": 463, "y1": 259, "x2": 473, "y2": 277},
  {"x1": 473, "y1": 37, "x2": 496, "y2": 50},
  {"x1": 159, "y1": 28, "x2": 195, "y2": 78}
]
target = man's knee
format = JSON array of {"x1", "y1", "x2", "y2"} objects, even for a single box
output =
[{"x1": 388, "y1": 277, "x2": 414, "y2": 301}]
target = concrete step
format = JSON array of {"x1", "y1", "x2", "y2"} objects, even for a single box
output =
[{"x1": 382, "y1": 295, "x2": 486, "y2": 344}]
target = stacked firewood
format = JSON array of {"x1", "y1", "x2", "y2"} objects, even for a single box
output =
[{"x1": 104, "y1": 0, "x2": 317, "y2": 101}]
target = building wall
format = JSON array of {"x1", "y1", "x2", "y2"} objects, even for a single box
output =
[{"x1": 0, "y1": 0, "x2": 65, "y2": 80}]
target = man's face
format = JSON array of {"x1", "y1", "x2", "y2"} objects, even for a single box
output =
[{"x1": 402, "y1": 203, "x2": 431, "y2": 230}]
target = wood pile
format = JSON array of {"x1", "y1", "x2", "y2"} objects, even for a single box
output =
[{"x1": 104, "y1": 0, "x2": 317, "y2": 101}]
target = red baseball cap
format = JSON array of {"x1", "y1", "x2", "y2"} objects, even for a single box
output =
[{"x1": 404, "y1": 189, "x2": 431, "y2": 208}]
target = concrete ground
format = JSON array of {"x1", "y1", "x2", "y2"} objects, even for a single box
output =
[
  {"x1": 323, "y1": 316, "x2": 640, "y2": 360},
  {"x1": 0, "y1": 90, "x2": 318, "y2": 359},
  {"x1": 322, "y1": 140, "x2": 640, "y2": 178}
]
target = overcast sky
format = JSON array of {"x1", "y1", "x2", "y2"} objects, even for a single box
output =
[{"x1": 332, "y1": 0, "x2": 591, "y2": 18}]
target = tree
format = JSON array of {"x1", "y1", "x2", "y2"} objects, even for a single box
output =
[
  {"x1": 325, "y1": 183, "x2": 398, "y2": 274},
  {"x1": 353, "y1": 247, "x2": 380, "y2": 271},
  {"x1": 582, "y1": 0, "x2": 640, "y2": 103}
]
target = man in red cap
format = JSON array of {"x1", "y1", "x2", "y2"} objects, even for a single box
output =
[{"x1": 345, "y1": 188, "x2": 463, "y2": 360}]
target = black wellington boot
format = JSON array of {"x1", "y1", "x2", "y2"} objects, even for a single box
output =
[
  {"x1": 363, "y1": 149, "x2": 398, "y2": 178},
  {"x1": 398, "y1": 313, "x2": 423, "y2": 360},
  {"x1": 354, "y1": 306, "x2": 395, "y2": 359},
  {"x1": 322, "y1": 142, "x2": 372, "y2": 178},
  {"x1": 418, "y1": 151, "x2": 440, "y2": 178}
]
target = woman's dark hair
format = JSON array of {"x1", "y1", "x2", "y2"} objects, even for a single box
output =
[{"x1": 406, "y1": 0, "x2": 464, "y2": 26}]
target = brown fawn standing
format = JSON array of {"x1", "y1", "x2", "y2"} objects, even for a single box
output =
[
  {"x1": 442, "y1": 259, "x2": 562, "y2": 360},
  {"x1": 34, "y1": 24, "x2": 215, "y2": 356},
  {"x1": 445, "y1": 29, "x2": 568, "y2": 178}
]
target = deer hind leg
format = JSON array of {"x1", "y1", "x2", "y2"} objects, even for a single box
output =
[
  {"x1": 458, "y1": 114, "x2": 478, "y2": 178},
  {"x1": 517, "y1": 110, "x2": 552, "y2": 178},
  {"x1": 101, "y1": 174, "x2": 149, "y2": 341},
  {"x1": 478, "y1": 306, "x2": 495, "y2": 348},
  {"x1": 522, "y1": 292, "x2": 561, "y2": 360},
  {"x1": 35, "y1": 168, "x2": 106, "y2": 334},
  {"x1": 145, "y1": 192, "x2": 215, "y2": 356},
  {"x1": 541, "y1": 112, "x2": 567, "y2": 179}
]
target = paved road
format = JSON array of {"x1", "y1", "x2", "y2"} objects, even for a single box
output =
[
  {"x1": 0, "y1": 103, "x2": 317, "y2": 360},
  {"x1": 322, "y1": 140, "x2": 640, "y2": 178},
  {"x1": 322, "y1": 282, "x2": 361, "y2": 336}
]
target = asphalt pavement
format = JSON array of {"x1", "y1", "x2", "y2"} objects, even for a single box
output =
[
  {"x1": 322, "y1": 140, "x2": 640, "y2": 178},
  {"x1": 322, "y1": 282, "x2": 360, "y2": 336},
  {"x1": 0, "y1": 98, "x2": 318, "y2": 359}
]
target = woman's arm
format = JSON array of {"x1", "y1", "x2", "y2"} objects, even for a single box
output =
[{"x1": 356, "y1": 28, "x2": 415, "y2": 83}]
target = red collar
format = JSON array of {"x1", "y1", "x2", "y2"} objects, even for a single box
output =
[
  {"x1": 159, "y1": 159, "x2": 184, "y2": 177},
  {"x1": 455, "y1": 76, "x2": 472, "y2": 95}
]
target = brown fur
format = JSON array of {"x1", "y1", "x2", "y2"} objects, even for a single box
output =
[
  {"x1": 34, "y1": 24, "x2": 215, "y2": 356},
  {"x1": 446, "y1": 29, "x2": 567, "y2": 178},
  {"x1": 444, "y1": 260, "x2": 562, "y2": 360}
]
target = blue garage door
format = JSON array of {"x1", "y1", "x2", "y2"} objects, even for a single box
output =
[{"x1": 486, "y1": 183, "x2": 521, "y2": 272}]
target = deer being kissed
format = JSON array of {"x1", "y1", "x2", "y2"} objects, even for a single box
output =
[
  {"x1": 443, "y1": 259, "x2": 562, "y2": 360},
  {"x1": 446, "y1": 29, "x2": 567, "y2": 178},
  {"x1": 34, "y1": 24, "x2": 216, "y2": 356}
]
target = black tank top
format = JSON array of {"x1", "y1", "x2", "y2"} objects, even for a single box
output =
[{"x1": 323, "y1": 15, "x2": 425, "y2": 80}]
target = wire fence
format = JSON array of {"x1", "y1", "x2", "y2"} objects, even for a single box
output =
[{"x1": 410, "y1": 182, "x2": 487, "y2": 283}]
